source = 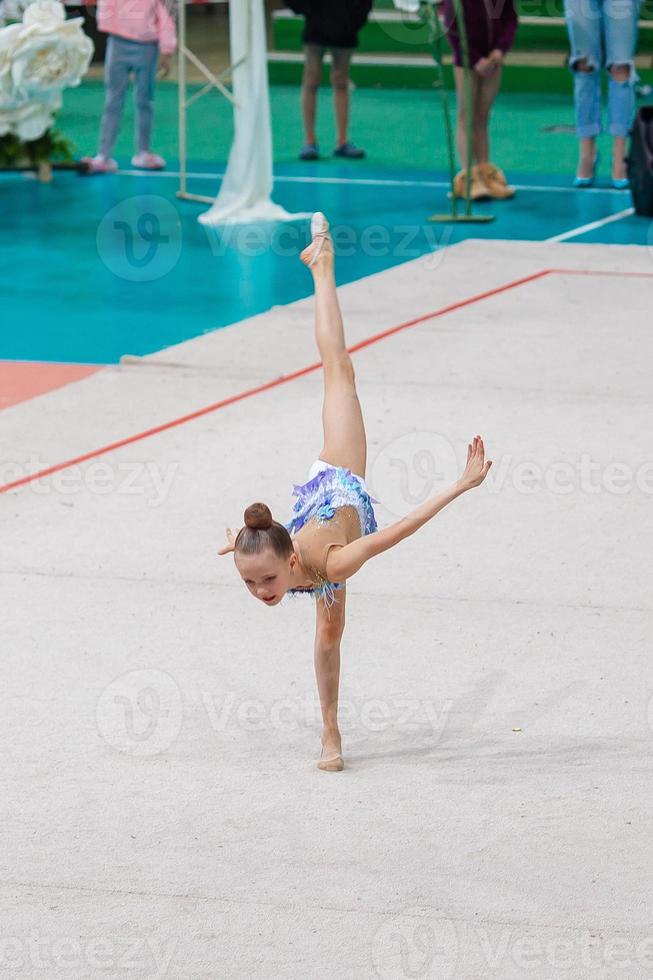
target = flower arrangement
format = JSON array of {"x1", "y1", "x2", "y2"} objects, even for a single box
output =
[{"x1": 0, "y1": 0, "x2": 92, "y2": 174}]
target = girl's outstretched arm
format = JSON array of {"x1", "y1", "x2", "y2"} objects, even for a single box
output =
[{"x1": 326, "y1": 435, "x2": 492, "y2": 582}]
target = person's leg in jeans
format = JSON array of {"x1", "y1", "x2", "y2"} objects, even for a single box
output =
[
  {"x1": 565, "y1": 0, "x2": 603, "y2": 180},
  {"x1": 133, "y1": 41, "x2": 159, "y2": 155},
  {"x1": 604, "y1": 0, "x2": 640, "y2": 181},
  {"x1": 98, "y1": 36, "x2": 132, "y2": 160},
  {"x1": 301, "y1": 43, "x2": 324, "y2": 153}
]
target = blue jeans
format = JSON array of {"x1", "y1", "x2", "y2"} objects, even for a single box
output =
[
  {"x1": 99, "y1": 35, "x2": 159, "y2": 158},
  {"x1": 565, "y1": 0, "x2": 640, "y2": 138}
]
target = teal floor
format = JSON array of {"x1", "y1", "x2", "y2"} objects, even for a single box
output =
[
  {"x1": 0, "y1": 159, "x2": 645, "y2": 364},
  {"x1": 2, "y1": 81, "x2": 651, "y2": 364}
]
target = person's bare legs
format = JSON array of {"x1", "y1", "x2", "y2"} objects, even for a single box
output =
[
  {"x1": 314, "y1": 588, "x2": 346, "y2": 770},
  {"x1": 611, "y1": 135, "x2": 627, "y2": 181},
  {"x1": 474, "y1": 66, "x2": 502, "y2": 164},
  {"x1": 454, "y1": 66, "x2": 480, "y2": 168},
  {"x1": 301, "y1": 44, "x2": 324, "y2": 146},
  {"x1": 331, "y1": 47, "x2": 352, "y2": 147}
]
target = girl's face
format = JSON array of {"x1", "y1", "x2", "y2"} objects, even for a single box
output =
[{"x1": 234, "y1": 547, "x2": 296, "y2": 606}]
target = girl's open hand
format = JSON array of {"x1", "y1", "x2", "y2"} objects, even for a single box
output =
[
  {"x1": 458, "y1": 435, "x2": 492, "y2": 491},
  {"x1": 217, "y1": 528, "x2": 238, "y2": 556}
]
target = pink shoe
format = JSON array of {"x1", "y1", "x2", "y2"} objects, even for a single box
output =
[
  {"x1": 79, "y1": 154, "x2": 118, "y2": 175},
  {"x1": 131, "y1": 151, "x2": 165, "y2": 170}
]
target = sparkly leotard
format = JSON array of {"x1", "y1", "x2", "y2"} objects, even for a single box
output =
[{"x1": 285, "y1": 460, "x2": 378, "y2": 606}]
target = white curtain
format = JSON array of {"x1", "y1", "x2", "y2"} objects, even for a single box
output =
[{"x1": 199, "y1": 0, "x2": 295, "y2": 226}]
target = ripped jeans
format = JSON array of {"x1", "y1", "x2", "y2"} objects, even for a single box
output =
[{"x1": 565, "y1": 0, "x2": 641, "y2": 138}]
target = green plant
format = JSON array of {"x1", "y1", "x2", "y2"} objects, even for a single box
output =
[{"x1": 0, "y1": 125, "x2": 75, "y2": 168}]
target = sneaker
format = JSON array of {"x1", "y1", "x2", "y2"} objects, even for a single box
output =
[
  {"x1": 299, "y1": 143, "x2": 320, "y2": 161},
  {"x1": 477, "y1": 162, "x2": 515, "y2": 199},
  {"x1": 334, "y1": 141, "x2": 365, "y2": 159},
  {"x1": 79, "y1": 154, "x2": 118, "y2": 175},
  {"x1": 131, "y1": 151, "x2": 166, "y2": 170}
]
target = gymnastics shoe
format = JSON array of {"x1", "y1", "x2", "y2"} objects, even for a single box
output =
[
  {"x1": 78, "y1": 154, "x2": 118, "y2": 175},
  {"x1": 477, "y1": 162, "x2": 515, "y2": 199},
  {"x1": 131, "y1": 151, "x2": 166, "y2": 170},
  {"x1": 317, "y1": 735, "x2": 344, "y2": 772},
  {"x1": 301, "y1": 211, "x2": 333, "y2": 269},
  {"x1": 334, "y1": 141, "x2": 365, "y2": 159},
  {"x1": 452, "y1": 167, "x2": 491, "y2": 201},
  {"x1": 299, "y1": 143, "x2": 320, "y2": 160}
]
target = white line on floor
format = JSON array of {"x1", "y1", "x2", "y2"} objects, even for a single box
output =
[
  {"x1": 115, "y1": 169, "x2": 630, "y2": 196},
  {"x1": 546, "y1": 207, "x2": 635, "y2": 242}
]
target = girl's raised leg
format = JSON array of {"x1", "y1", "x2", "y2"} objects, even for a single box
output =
[{"x1": 300, "y1": 214, "x2": 367, "y2": 478}]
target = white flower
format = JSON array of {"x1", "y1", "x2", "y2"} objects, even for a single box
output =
[
  {"x1": 0, "y1": 88, "x2": 59, "y2": 138},
  {"x1": 0, "y1": 0, "x2": 92, "y2": 101},
  {"x1": 22, "y1": 0, "x2": 64, "y2": 28}
]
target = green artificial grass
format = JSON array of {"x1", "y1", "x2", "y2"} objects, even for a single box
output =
[{"x1": 59, "y1": 79, "x2": 606, "y2": 177}]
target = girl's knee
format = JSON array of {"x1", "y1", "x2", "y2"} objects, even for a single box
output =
[
  {"x1": 316, "y1": 618, "x2": 345, "y2": 648},
  {"x1": 339, "y1": 352, "x2": 355, "y2": 384}
]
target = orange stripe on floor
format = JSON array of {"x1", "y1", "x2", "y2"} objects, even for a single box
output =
[{"x1": 0, "y1": 361, "x2": 101, "y2": 410}]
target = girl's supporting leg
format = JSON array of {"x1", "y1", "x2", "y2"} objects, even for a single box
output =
[
  {"x1": 330, "y1": 47, "x2": 352, "y2": 147},
  {"x1": 301, "y1": 44, "x2": 324, "y2": 146},
  {"x1": 133, "y1": 41, "x2": 159, "y2": 153},
  {"x1": 98, "y1": 36, "x2": 131, "y2": 159},
  {"x1": 314, "y1": 588, "x2": 346, "y2": 769},
  {"x1": 302, "y1": 224, "x2": 367, "y2": 478}
]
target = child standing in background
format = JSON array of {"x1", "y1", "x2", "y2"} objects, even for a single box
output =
[
  {"x1": 81, "y1": 0, "x2": 176, "y2": 173},
  {"x1": 287, "y1": 0, "x2": 373, "y2": 160}
]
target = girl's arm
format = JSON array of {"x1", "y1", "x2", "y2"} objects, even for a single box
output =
[{"x1": 326, "y1": 435, "x2": 492, "y2": 582}]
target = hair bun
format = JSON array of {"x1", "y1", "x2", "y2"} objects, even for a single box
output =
[{"x1": 244, "y1": 502, "x2": 273, "y2": 531}]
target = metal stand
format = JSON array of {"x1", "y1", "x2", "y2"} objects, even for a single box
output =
[{"x1": 176, "y1": 0, "x2": 245, "y2": 204}]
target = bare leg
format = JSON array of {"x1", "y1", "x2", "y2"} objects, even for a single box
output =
[
  {"x1": 454, "y1": 66, "x2": 480, "y2": 168},
  {"x1": 301, "y1": 224, "x2": 367, "y2": 477},
  {"x1": 474, "y1": 66, "x2": 502, "y2": 164},
  {"x1": 611, "y1": 136, "x2": 627, "y2": 180},
  {"x1": 314, "y1": 588, "x2": 346, "y2": 770},
  {"x1": 331, "y1": 48, "x2": 352, "y2": 147},
  {"x1": 301, "y1": 44, "x2": 323, "y2": 145}
]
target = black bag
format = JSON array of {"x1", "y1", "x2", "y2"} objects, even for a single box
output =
[{"x1": 628, "y1": 106, "x2": 653, "y2": 217}]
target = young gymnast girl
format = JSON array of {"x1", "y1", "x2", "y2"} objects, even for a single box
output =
[{"x1": 219, "y1": 212, "x2": 492, "y2": 773}]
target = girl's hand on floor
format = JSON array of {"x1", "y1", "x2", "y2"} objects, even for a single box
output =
[
  {"x1": 458, "y1": 436, "x2": 492, "y2": 491},
  {"x1": 217, "y1": 528, "x2": 238, "y2": 556}
]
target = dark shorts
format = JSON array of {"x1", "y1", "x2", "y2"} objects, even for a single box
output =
[{"x1": 442, "y1": 0, "x2": 518, "y2": 68}]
